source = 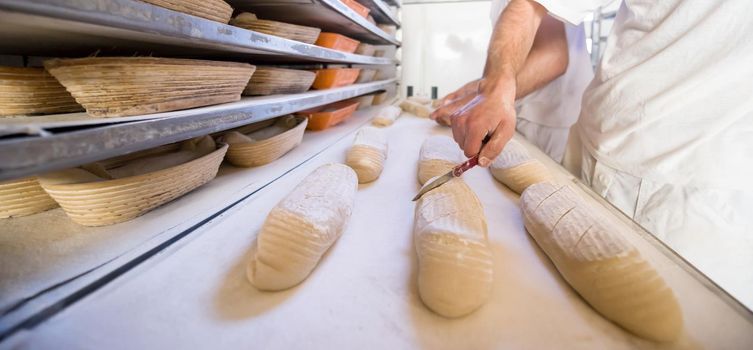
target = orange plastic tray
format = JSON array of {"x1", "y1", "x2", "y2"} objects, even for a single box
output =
[
  {"x1": 315, "y1": 32, "x2": 360, "y2": 53},
  {"x1": 296, "y1": 99, "x2": 360, "y2": 131},
  {"x1": 341, "y1": 0, "x2": 370, "y2": 18},
  {"x1": 311, "y1": 68, "x2": 361, "y2": 89}
]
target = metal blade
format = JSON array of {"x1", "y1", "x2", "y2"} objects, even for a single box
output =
[{"x1": 411, "y1": 171, "x2": 454, "y2": 201}]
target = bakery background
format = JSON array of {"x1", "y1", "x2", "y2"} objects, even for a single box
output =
[{"x1": 0, "y1": 0, "x2": 751, "y2": 349}]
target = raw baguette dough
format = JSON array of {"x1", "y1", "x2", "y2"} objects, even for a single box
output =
[
  {"x1": 346, "y1": 127, "x2": 388, "y2": 183},
  {"x1": 372, "y1": 105, "x2": 401, "y2": 127},
  {"x1": 417, "y1": 135, "x2": 463, "y2": 184},
  {"x1": 400, "y1": 99, "x2": 433, "y2": 118},
  {"x1": 247, "y1": 163, "x2": 358, "y2": 291},
  {"x1": 521, "y1": 183, "x2": 683, "y2": 341},
  {"x1": 407, "y1": 96, "x2": 432, "y2": 105},
  {"x1": 414, "y1": 177, "x2": 493, "y2": 317},
  {"x1": 490, "y1": 139, "x2": 552, "y2": 194}
]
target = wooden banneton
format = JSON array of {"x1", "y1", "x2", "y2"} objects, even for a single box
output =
[
  {"x1": 231, "y1": 13, "x2": 321, "y2": 44},
  {"x1": 243, "y1": 67, "x2": 316, "y2": 96},
  {"x1": 0, "y1": 177, "x2": 59, "y2": 219},
  {"x1": 140, "y1": 0, "x2": 233, "y2": 23},
  {"x1": 354, "y1": 94, "x2": 375, "y2": 110},
  {"x1": 223, "y1": 115, "x2": 308, "y2": 167},
  {"x1": 39, "y1": 139, "x2": 228, "y2": 226},
  {"x1": 0, "y1": 66, "x2": 82, "y2": 116},
  {"x1": 355, "y1": 69, "x2": 376, "y2": 84},
  {"x1": 355, "y1": 43, "x2": 375, "y2": 56},
  {"x1": 44, "y1": 57, "x2": 255, "y2": 118}
]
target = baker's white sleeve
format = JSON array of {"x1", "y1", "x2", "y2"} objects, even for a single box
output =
[{"x1": 532, "y1": 0, "x2": 613, "y2": 25}]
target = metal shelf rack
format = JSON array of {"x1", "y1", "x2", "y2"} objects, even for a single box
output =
[
  {"x1": 0, "y1": 79, "x2": 397, "y2": 181},
  {"x1": 226, "y1": 0, "x2": 401, "y2": 46},
  {"x1": 0, "y1": 0, "x2": 396, "y2": 64}
]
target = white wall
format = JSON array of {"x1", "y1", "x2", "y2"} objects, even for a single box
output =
[{"x1": 400, "y1": 1, "x2": 493, "y2": 99}]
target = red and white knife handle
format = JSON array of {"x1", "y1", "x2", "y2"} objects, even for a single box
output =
[{"x1": 452, "y1": 155, "x2": 479, "y2": 177}]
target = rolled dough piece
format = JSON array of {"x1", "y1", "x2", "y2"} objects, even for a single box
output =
[
  {"x1": 521, "y1": 183, "x2": 683, "y2": 342},
  {"x1": 372, "y1": 105, "x2": 401, "y2": 127},
  {"x1": 346, "y1": 127, "x2": 388, "y2": 183},
  {"x1": 407, "y1": 96, "x2": 432, "y2": 105},
  {"x1": 414, "y1": 177, "x2": 493, "y2": 318},
  {"x1": 489, "y1": 139, "x2": 552, "y2": 194},
  {"x1": 400, "y1": 99, "x2": 433, "y2": 118},
  {"x1": 417, "y1": 135, "x2": 463, "y2": 184},
  {"x1": 247, "y1": 163, "x2": 358, "y2": 291}
]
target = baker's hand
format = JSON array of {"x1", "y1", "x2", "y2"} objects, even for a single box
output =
[
  {"x1": 430, "y1": 79, "x2": 480, "y2": 126},
  {"x1": 450, "y1": 77, "x2": 517, "y2": 167}
]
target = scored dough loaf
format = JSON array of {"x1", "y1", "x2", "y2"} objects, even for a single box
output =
[
  {"x1": 346, "y1": 127, "x2": 388, "y2": 183},
  {"x1": 372, "y1": 105, "x2": 401, "y2": 127},
  {"x1": 247, "y1": 163, "x2": 358, "y2": 291},
  {"x1": 417, "y1": 135, "x2": 464, "y2": 185},
  {"x1": 414, "y1": 177, "x2": 493, "y2": 318},
  {"x1": 490, "y1": 139, "x2": 552, "y2": 194},
  {"x1": 521, "y1": 183, "x2": 683, "y2": 342}
]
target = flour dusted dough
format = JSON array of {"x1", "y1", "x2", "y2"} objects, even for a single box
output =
[
  {"x1": 490, "y1": 139, "x2": 552, "y2": 194},
  {"x1": 414, "y1": 177, "x2": 493, "y2": 317},
  {"x1": 521, "y1": 183, "x2": 683, "y2": 341},
  {"x1": 372, "y1": 105, "x2": 401, "y2": 127},
  {"x1": 247, "y1": 163, "x2": 358, "y2": 291},
  {"x1": 400, "y1": 99, "x2": 433, "y2": 118},
  {"x1": 417, "y1": 135, "x2": 463, "y2": 185},
  {"x1": 346, "y1": 127, "x2": 388, "y2": 183}
]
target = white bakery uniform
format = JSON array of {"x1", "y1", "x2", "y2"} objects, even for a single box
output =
[
  {"x1": 536, "y1": 0, "x2": 753, "y2": 308},
  {"x1": 490, "y1": 0, "x2": 594, "y2": 162}
]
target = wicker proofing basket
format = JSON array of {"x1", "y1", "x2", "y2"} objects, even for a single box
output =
[
  {"x1": 140, "y1": 0, "x2": 233, "y2": 23},
  {"x1": 44, "y1": 57, "x2": 255, "y2": 118},
  {"x1": 40, "y1": 143, "x2": 228, "y2": 226},
  {"x1": 0, "y1": 177, "x2": 59, "y2": 219},
  {"x1": 244, "y1": 67, "x2": 316, "y2": 96},
  {"x1": 0, "y1": 66, "x2": 82, "y2": 116},
  {"x1": 231, "y1": 13, "x2": 321, "y2": 44},
  {"x1": 224, "y1": 116, "x2": 308, "y2": 167}
]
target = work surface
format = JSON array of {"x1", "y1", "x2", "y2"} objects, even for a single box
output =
[{"x1": 6, "y1": 114, "x2": 753, "y2": 349}]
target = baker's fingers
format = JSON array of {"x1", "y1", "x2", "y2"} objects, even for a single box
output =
[
  {"x1": 437, "y1": 113, "x2": 451, "y2": 126},
  {"x1": 451, "y1": 115, "x2": 466, "y2": 148},
  {"x1": 462, "y1": 117, "x2": 489, "y2": 158},
  {"x1": 478, "y1": 117, "x2": 516, "y2": 167},
  {"x1": 430, "y1": 93, "x2": 473, "y2": 123}
]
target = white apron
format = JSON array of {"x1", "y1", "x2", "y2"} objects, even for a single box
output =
[{"x1": 538, "y1": 0, "x2": 753, "y2": 308}]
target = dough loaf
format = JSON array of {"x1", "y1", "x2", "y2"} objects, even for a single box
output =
[
  {"x1": 247, "y1": 163, "x2": 358, "y2": 291},
  {"x1": 346, "y1": 127, "x2": 388, "y2": 183},
  {"x1": 490, "y1": 139, "x2": 552, "y2": 194},
  {"x1": 400, "y1": 99, "x2": 433, "y2": 118},
  {"x1": 521, "y1": 183, "x2": 683, "y2": 342},
  {"x1": 414, "y1": 177, "x2": 493, "y2": 317},
  {"x1": 417, "y1": 135, "x2": 463, "y2": 184},
  {"x1": 372, "y1": 105, "x2": 401, "y2": 127}
]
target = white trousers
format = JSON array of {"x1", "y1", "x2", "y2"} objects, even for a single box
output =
[
  {"x1": 515, "y1": 119, "x2": 570, "y2": 163},
  {"x1": 563, "y1": 124, "x2": 753, "y2": 309}
]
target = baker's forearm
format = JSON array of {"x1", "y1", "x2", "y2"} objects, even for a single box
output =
[
  {"x1": 516, "y1": 15, "x2": 568, "y2": 98},
  {"x1": 482, "y1": 0, "x2": 547, "y2": 96}
]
